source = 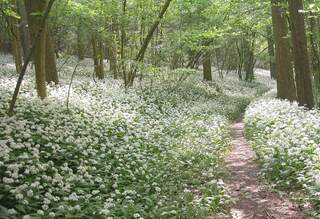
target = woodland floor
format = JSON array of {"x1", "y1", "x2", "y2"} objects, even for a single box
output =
[{"x1": 223, "y1": 116, "x2": 305, "y2": 219}]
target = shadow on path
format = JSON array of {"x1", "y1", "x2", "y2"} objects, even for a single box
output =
[{"x1": 223, "y1": 118, "x2": 304, "y2": 219}]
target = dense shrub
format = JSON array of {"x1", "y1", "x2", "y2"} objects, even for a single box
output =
[
  {"x1": 0, "y1": 55, "x2": 270, "y2": 218},
  {"x1": 245, "y1": 94, "x2": 320, "y2": 215}
]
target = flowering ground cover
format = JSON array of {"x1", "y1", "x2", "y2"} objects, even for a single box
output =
[
  {"x1": 0, "y1": 55, "x2": 271, "y2": 218},
  {"x1": 245, "y1": 91, "x2": 320, "y2": 216}
]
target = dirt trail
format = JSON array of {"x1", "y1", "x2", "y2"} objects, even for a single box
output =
[{"x1": 223, "y1": 118, "x2": 304, "y2": 219}]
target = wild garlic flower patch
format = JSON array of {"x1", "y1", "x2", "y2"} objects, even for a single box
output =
[
  {"x1": 245, "y1": 98, "x2": 320, "y2": 212},
  {"x1": 0, "y1": 55, "x2": 272, "y2": 218}
]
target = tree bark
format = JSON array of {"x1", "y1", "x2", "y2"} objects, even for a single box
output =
[
  {"x1": 266, "y1": 26, "x2": 276, "y2": 79},
  {"x1": 92, "y1": 35, "x2": 99, "y2": 78},
  {"x1": 24, "y1": 0, "x2": 48, "y2": 98},
  {"x1": 121, "y1": 0, "x2": 127, "y2": 84},
  {"x1": 45, "y1": 31, "x2": 58, "y2": 84},
  {"x1": 77, "y1": 18, "x2": 85, "y2": 60},
  {"x1": 9, "y1": 8, "x2": 23, "y2": 74},
  {"x1": 271, "y1": 0, "x2": 297, "y2": 101},
  {"x1": 98, "y1": 40, "x2": 104, "y2": 79},
  {"x1": 203, "y1": 53, "x2": 212, "y2": 81},
  {"x1": 244, "y1": 35, "x2": 255, "y2": 82},
  {"x1": 109, "y1": 18, "x2": 118, "y2": 79},
  {"x1": 309, "y1": 11, "x2": 320, "y2": 106},
  {"x1": 91, "y1": 35, "x2": 104, "y2": 80},
  {"x1": 17, "y1": 0, "x2": 30, "y2": 61},
  {"x1": 109, "y1": 41, "x2": 118, "y2": 79},
  {"x1": 288, "y1": 0, "x2": 314, "y2": 109},
  {"x1": 236, "y1": 39, "x2": 244, "y2": 80}
]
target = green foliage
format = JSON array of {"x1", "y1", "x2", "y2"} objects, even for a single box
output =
[
  {"x1": 245, "y1": 94, "x2": 320, "y2": 216},
  {"x1": 0, "y1": 56, "x2": 271, "y2": 217}
]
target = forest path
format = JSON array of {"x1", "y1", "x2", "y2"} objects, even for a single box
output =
[{"x1": 223, "y1": 117, "x2": 304, "y2": 219}]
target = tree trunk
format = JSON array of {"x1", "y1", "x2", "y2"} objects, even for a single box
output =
[
  {"x1": 17, "y1": 0, "x2": 30, "y2": 61},
  {"x1": 8, "y1": 0, "x2": 55, "y2": 115},
  {"x1": 309, "y1": 12, "x2": 320, "y2": 106},
  {"x1": 91, "y1": 35, "x2": 104, "y2": 80},
  {"x1": 271, "y1": 0, "x2": 297, "y2": 101},
  {"x1": 236, "y1": 39, "x2": 244, "y2": 80},
  {"x1": 109, "y1": 43, "x2": 118, "y2": 79},
  {"x1": 9, "y1": 11, "x2": 23, "y2": 74},
  {"x1": 127, "y1": 0, "x2": 173, "y2": 86},
  {"x1": 244, "y1": 35, "x2": 255, "y2": 82},
  {"x1": 121, "y1": 0, "x2": 127, "y2": 84},
  {"x1": 98, "y1": 40, "x2": 104, "y2": 79},
  {"x1": 45, "y1": 31, "x2": 58, "y2": 84},
  {"x1": 203, "y1": 53, "x2": 212, "y2": 81},
  {"x1": 24, "y1": 0, "x2": 47, "y2": 98},
  {"x1": 92, "y1": 35, "x2": 99, "y2": 78},
  {"x1": 77, "y1": 19, "x2": 85, "y2": 60},
  {"x1": 288, "y1": 0, "x2": 314, "y2": 109},
  {"x1": 109, "y1": 18, "x2": 118, "y2": 79},
  {"x1": 244, "y1": 49, "x2": 254, "y2": 82},
  {"x1": 266, "y1": 26, "x2": 276, "y2": 79}
]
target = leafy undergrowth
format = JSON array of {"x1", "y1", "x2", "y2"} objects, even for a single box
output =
[
  {"x1": 244, "y1": 91, "x2": 320, "y2": 217},
  {"x1": 0, "y1": 56, "x2": 271, "y2": 218}
]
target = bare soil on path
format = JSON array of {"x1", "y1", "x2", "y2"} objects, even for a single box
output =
[{"x1": 223, "y1": 117, "x2": 305, "y2": 219}]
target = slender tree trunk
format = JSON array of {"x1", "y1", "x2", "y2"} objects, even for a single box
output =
[
  {"x1": 109, "y1": 18, "x2": 118, "y2": 79},
  {"x1": 309, "y1": 13, "x2": 320, "y2": 106},
  {"x1": 109, "y1": 40, "x2": 118, "y2": 79},
  {"x1": 127, "y1": 0, "x2": 173, "y2": 86},
  {"x1": 288, "y1": 0, "x2": 314, "y2": 109},
  {"x1": 121, "y1": 0, "x2": 127, "y2": 84},
  {"x1": 271, "y1": 0, "x2": 297, "y2": 101},
  {"x1": 244, "y1": 35, "x2": 255, "y2": 82},
  {"x1": 236, "y1": 39, "x2": 243, "y2": 80},
  {"x1": 92, "y1": 35, "x2": 99, "y2": 78},
  {"x1": 266, "y1": 26, "x2": 276, "y2": 79},
  {"x1": 91, "y1": 35, "x2": 104, "y2": 79},
  {"x1": 9, "y1": 12, "x2": 23, "y2": 74},
  {"x1": 244, "y1": 49, "x2": 254, "y2": 82},
  {"x1": 24, "y1": 0, "x2": 47, "y2": 98},
  {"x1": 0, "y1": 35, "x2": 3, "y2": 53},
  {"x1": 120, "y1": 0, "x2": 126, "y2": 61},
  {"x1": 98, "y1": 40, "x2": 104, "y2": 79},
  {"x1": 17, "y1": 0, "x2": 30, "y2": 61},
  {"x1": 203, "y1": 53, "x2": 212, "y2": 81},
  {"x1": 77, "y1": 19, "x2": 85, "y2": 60},
  {"x1": 45, "y1": 31, "x2": 58, "y2": 84}
]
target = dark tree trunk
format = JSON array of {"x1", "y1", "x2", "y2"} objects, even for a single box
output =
[
  {"x1": 91, "y1": 35, "x2": 104, "y2": 80},
  {"x1": 271, "y1": 0, "x2": 297, "y2": 101},
  {"x1": 9, "y1": 6, "x2": 23, "y2": 74},
  {"x1": 17, "y1": 0, "x2": 30, "y2": 61},
  {"x1": 266, "y1": 26, "x2": 276, "y2": 79},
  {"x1": 98, "y1": 40, "x2": 104, "y2": 79},
  {"x1": 203, "y1": 53, "x2": 212, "y2": 81},
  {"x1": 288, "y1": 0, "x2": 314, "y2": 109}
]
